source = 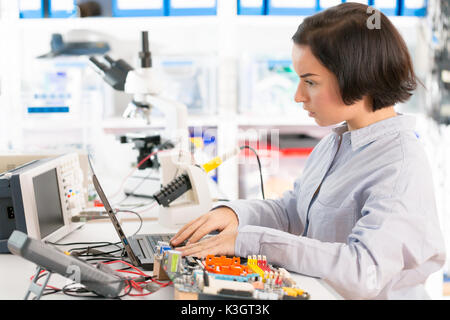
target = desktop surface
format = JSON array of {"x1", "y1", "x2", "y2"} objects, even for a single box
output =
[{"x1": 0, "y1": 215, "x2": 342, "y2": 300}]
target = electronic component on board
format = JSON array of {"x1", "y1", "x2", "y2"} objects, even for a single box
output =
[
  {"x1": 162, "y1": 253, "x2": 310, "y2": 300},
  {"x1": 203, "y1": 255, "x2": 253, "y2": 276},
  {"x1": 202, "y1": 277, "x2": 255, "y2": 297}
]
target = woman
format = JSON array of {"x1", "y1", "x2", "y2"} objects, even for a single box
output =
[{"x1": 170, "y1": 3, "x2": 446, "y2": 299}]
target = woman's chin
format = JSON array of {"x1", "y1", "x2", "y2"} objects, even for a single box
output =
[{"x1": 314, "y1": 118, "x2": 335, "y2": 127}]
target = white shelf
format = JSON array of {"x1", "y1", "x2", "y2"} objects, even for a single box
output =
[
  {"x1": 100, "y1": 114, "x2": 317, "y2": 132},
  {"x1": 236, "y1": 114, "x2": 316, "y2": 127},
  {"x1": 3, "y1": 15, "x2": 221, "y2": 31},
  {"x1": 101, "y1": 115, "x2": 219, "y2": 131},
  {"x1": 1, "y1": 14, "x2": 423, "y2": 32}
]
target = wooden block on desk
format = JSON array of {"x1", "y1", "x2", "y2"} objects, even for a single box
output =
[{"x1": 153, "y1": 256, "x2": 170, "y2": 281}]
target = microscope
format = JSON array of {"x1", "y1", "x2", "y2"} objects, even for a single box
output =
[
  {"x1": 88, "y1": 31, "x2": 187, "y2": 158},
  {"x1": 89, "y1": 31, "x2": 213, "y2": 228}
]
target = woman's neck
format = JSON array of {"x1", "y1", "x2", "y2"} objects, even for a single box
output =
[{"x1": 347, "y1": 106, "x2": 397, "y2": 131}]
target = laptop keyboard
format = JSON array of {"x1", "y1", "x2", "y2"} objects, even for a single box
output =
[
  {"x1": 130, "y1": 232, "x2": 217, "y2": 270},
  {"x1": 145, "y1": 234, "x2": 174, "y2": 254}
]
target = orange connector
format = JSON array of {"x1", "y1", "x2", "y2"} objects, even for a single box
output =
[{"x1": 203, "y1": 255, "x2": 251, "y2": 276}]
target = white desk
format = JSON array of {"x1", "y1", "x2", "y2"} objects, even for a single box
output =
[{"x1": 0, "y1": 210, "x2": 342, "y2": 300}]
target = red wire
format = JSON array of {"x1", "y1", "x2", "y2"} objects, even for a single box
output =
[
  {"x1": 29, "y1": 260, "x2": 174, "y2": 298},
  {"x1": 29, "y1": 269, "x2": 61, "y2": 291},
  {"x1": 127, "y1": 280, "x2": 172, "y2": 297},
  {"x1": 115, "y1": 270, "x2": 144, "y2": 277},
  {"x1": 101, "y1": 260, "x2": 174, "y2": 296},
  {"x1": 102, "y1": 260, "x2": 150, "y2": 277}
]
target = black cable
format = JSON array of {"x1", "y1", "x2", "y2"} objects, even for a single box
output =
[
  {"x1": 32, "y1": 272, "x2": 62, "y2": 299},
  {"x1": 117, "y1": 280, "x2": 134, "y2": 298},
  {"x1": 53, "y1": 210, "x2": 143, "y2": 257},
  {"x1": 63, "y1": 277, "x2": 135, "y2": 299},
  {"x1": 115, "y1": 209, "x2": 143, "y2": 236},
  {"x1": 44, "y1": 240, "x2": 126, "y2": 264},
  {"x1": 35, "y1": 270, "x2": 133, "y2": 300},
  {"x1": 45, "y1": 241, "x2": 124, "y2": 258},
  {"x1": 84, "y1": 257, "x2": 125, "y2": 263},
  {"x1": 72, "y1": 248, "x2": 124, "y2": 258},
  {"x1": 240, "y1": 145, "x2": 265, "y2": 200},
  {"x1": 68, "y1": 243, "x2": 122, "y2": 253},
  {"x1": 61, "y1": 282, "x2": 116, "y2": 299},
  {"x1": 45, "y1": 240, "x2": 122, "y2": 248}
]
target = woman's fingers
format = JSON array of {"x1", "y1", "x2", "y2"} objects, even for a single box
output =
[
  {"x1": 170, "y1": 207, "x2": 239, "y2": 247},
  {"x1": 178, "y1": 239, "x2": 217, "y2": 258},
  {"x1": 170, "y1": 214, "x2": 208, "y2": 246},
  {"x1": 186, "y1": 220, "x2": 221, "y2": 245},
  {"x1": 177, "y1": 232, "x2": 237, "y2": 258}
]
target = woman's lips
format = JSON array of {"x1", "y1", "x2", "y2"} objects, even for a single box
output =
[{"x1": 303, "y1": 106, "x2": 316, "y2": 117}]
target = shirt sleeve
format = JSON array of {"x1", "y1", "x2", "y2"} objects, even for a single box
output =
[
  {"x1": 216, "y1": 176, "x2": 304, "y2": 236},
  {"x1": 233, "y1": 148, "x2": 446, "y2": 299},
  {"x1": 235, "y1": 195, "x2": 445, "y2": 299},
  {"x1": 214, "y1": 134, "x2": 334, "y2": 234}
]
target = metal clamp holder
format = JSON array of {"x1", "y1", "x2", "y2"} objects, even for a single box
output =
[{"x1": 24, "y1": 266, "x2": 53, "y2": 300}]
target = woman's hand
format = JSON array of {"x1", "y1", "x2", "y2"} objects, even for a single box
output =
[
  {"x1": 175, "y1": 230, "x2": 238, "y2": 258},
  {"x1": 169, "y1": 206, "x2": 239, "y2": 257}
]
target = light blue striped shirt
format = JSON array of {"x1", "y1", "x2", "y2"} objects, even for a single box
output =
[{"x1": 223, "y1": 113, "x2": 446, "y2": 299}]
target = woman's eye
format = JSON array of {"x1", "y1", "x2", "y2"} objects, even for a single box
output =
[{"x1": 305, "y1": 80, "x2": 314, "y2": 86}]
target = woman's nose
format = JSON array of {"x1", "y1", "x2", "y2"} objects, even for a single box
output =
[{"x1": 294, "y1": 82, "x2": 308, "y2": 103}]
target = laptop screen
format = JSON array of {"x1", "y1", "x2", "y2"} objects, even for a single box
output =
[{"x1": 88, "y1": 157, "x2": 140, "y2": 266}]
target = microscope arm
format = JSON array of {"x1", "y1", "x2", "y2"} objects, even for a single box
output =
[{"x1": 144, "y1": 94, "x2": 189, "y2": 148}]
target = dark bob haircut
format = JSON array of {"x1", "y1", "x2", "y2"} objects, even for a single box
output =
[{"x1": 292, "y1": 3, "x2": 417, "y2": 111}]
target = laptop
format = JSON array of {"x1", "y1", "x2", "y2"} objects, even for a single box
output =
[{"x1": 88, "y1": 158, "x2": 179, "y2": 271}]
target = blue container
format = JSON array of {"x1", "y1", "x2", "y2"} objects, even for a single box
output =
[
  {"x1": 370, "y1": 0, "x2": 400, "y2": 16},
  {"x1": 28, "y1": 106, "x2": 70, "y2": 113},
  {"x1": 166, "y1": 0, "x2": 217, "y2": 16},
  {"x1": 266, "y1": 0, "x2": 318, "y2": 16},
  {"x1": 19, "y1": 0, "x2": 45, "y2": 18},
  {"x1": 317, "y1": 0, "x2": 345, "y2": 11},
  {"x1": 48, "y1": 0, "x2": 77, "y2": 18},
  {"x1": 237, "y1": 0, "x2": 266, "y2": 15},
  {"x1": 400, "y1": 0, "x2": 427, "y2": 16},
  {"x1": 112, "y1": 0, "x2": 166, "y2": 17}
]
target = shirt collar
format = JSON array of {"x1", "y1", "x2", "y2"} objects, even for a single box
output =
[{"x1": 331, "y1": 113, "x2": 416, "y2": 151}]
